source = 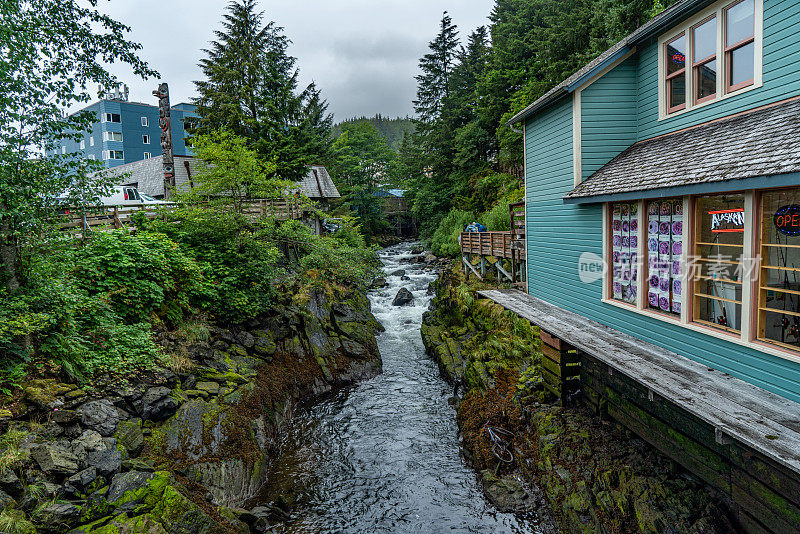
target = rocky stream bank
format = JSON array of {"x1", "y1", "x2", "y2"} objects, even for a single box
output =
[
  {"x1": 0, "y1": 286, "x2": 383, "y2": 533},
  {"x1": 421, "y1": 265, "x2": 736, "y2": 534}
]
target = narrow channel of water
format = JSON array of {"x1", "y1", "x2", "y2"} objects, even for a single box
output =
[{"x1": 259, "y1": 243, "x2": 541, "y2": 533}]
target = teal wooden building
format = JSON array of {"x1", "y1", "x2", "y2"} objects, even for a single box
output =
[{"x1": 510, "y1": 0, "x2": 800, "y2": 404}]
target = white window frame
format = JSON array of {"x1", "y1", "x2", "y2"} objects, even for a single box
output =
[
  {"x1": 104, "y1": 150, "x2": 124, "y2": 160},
  {"x1": 141, "y1": 116, "x2": 148, "y2": 127},
  {"x1": 601, "y1": 191, "x2": 800, "y2": 366},
  {"x1": 102, "y1": 113, "x2": 121, "y2": 123},
  {"x1": 104, "y1": 131, "x2": 123, "y2": 142},
  {"x1": 80, "y1": 140, "x2": 85, "y2": 150},
  {"x1": 90, "y1": 136, "x2": 95, "y2": 147},
  {"x1": 143, "y1": 152, "x2": 152, "y2": 159},
  {"x1": 88, "y1": 155, "x2": 95, "y2": 160},
  {"x1": 142, "y1": 134, "x2": 150, "y2": 144},
  {"x1": 61, "y1": 146, "x2": 66, "y2": 154},
  {"x1": 657, "y1": 0, "x2": 763, "y2": 120}
]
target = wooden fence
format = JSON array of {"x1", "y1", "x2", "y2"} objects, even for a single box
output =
[{"x1": 57, "y1": 198, "x2": 307, "y2": 235}]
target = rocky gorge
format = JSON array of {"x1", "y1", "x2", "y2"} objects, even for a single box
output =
[
  {"x1": 0, "y1": 285, "x2": 383, "y2": 533},
  {"x1": 421, "y1": 264, "x2": 737, "y2": 534}
]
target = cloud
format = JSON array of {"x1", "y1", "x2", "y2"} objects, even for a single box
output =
[{"x1": 95, "y1": 0, "x2": 493, "y2": 121}]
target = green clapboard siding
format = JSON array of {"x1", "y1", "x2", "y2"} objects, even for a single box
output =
[
  {"x1": 525, "y1": 98, "x2": 800, "y2": 403},
  {"x1": 636, "y1": 0, "x2": 800, "y2": 139},
  {"x1": 581, "y1": 56, "x2": 638, "y2": 180}
]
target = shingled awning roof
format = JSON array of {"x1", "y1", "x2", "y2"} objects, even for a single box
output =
[
  {"x1": 564, "y1": 98, "x2": 800, "y2": 203},
  {"x1": 296, "y1": 165, "x2": 340, "y2": 199}
]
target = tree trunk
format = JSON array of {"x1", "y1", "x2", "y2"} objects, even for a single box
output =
[{"x1": 0, "y1": 214, "x2": 21, "y2": 294}]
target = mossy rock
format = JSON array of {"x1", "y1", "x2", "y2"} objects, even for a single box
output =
[
  {"x1": 150, "y1": 485, "x2": 215, "y2": 534},
  {"x1": 22, "y1": 379, "x2": 75, "y2": 408}
]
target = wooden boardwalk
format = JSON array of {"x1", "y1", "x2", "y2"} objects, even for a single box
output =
[
  {"x1": 479, "y1": 288, "x2": 800, "y2": 532},
  {"x1": 479, "y1": 289, "x2": 800, "y2": 474}
]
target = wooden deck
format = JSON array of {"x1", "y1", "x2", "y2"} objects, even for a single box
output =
[
  {"x1": 478, "y1": 289, "x2": 800, "y2": 476},
  {"x1": 459, "y1": 231, "x2": 517, "y2": 259}
]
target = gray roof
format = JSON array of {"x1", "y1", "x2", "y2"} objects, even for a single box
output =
[
  {"x1": 509, "y1": 0, "x2": 711, "y2": 125},
  {"x1": 102, "y1": 155, "x2": 197, "y2": 197},
  {"x1": 297, "y1": 165, "x2": 340, "y2": 199},
  {"x1": 564, "y1": 98, "x2": 800, "y2": 200},
  {"x1": 105, "y1": 158, "x2": 341, "y2": 200}
]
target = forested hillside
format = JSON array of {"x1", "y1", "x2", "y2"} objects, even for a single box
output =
[
  {"x1": 403, "y1": 0, "x2": 676, "y2": 253},
  {"x1": 332, "y1": 115, "x2": 415, "y2": 151}
]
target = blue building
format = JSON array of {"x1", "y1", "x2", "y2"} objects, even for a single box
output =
[
  {"x1": 510, "y1": 0, "x2": 800, "y2": 403},
  {"x1": 50, "y1": 90, "x2": 197, "y2": 168}
]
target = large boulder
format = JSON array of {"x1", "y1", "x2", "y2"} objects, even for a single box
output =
[
  {"x1": 30, "y1": 443, "x2": 79, "y2": 476},
  {"x1": 80, "y1": 399, "x2": 120, "y2": 436},
  {"x1": 390, "y1": 269, "x2": 406, "y2": 277},
  {"x1": 37, "y1": 502, "x2": 81, "y2": 531},
  {"x1": 115, "y1": 419, "x2": 145, "y2": 457},
  {"x1": 86, "y1": 446, "x2": 122, "y2": 478},
  {"x1": 141, "y1": 386, "x2": 178, "y2": 421},
  {"x1": 392, "y1": 288, "x2": 414, "y2": 307}
]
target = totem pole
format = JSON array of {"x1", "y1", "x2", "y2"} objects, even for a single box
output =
[{"x1": 152, "y1": 83, "x2": 175, "y2": 200}]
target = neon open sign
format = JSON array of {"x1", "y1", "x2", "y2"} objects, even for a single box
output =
[
  {"x1": 774, "y1": 205, "x2": 800, "y2": 236},
  {"x1": 672, "y1": 53, "x2": 685, "y2": 64},
  {"x1": 709, "y1": 208, "x2": 744, "y2": 233}
]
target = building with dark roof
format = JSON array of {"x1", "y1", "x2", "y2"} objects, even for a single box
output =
[{"x1": 500, "y1": 2, "x2": 800, "y2": 528}]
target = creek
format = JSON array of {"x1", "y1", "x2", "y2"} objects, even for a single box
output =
[{"x1": 256, "y1": 242, "x2": 543, "y2": 533}]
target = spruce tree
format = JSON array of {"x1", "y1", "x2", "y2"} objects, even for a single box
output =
[
  {"x1": 413, "y1": 12, "x2": 459, "y2": 124},
  {"x1": 194, "y1": 0, "x2": 331, "y2": 181}
]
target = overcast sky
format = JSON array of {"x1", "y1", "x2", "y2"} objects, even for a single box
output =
[{"x1": 99, "y1": 0, "x2": 493, "y2": 122}]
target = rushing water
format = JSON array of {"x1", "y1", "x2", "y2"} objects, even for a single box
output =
[{"x1": 257, "y1": 243, "x2": 541, "y2": 533}]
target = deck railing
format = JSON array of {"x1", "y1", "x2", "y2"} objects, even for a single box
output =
[
  {"x1": 459, "y1": 231, "x2": 515, "y2": 259},
  {"x1": 57, "y1": 198, "x2": 307, "y2": 234}
]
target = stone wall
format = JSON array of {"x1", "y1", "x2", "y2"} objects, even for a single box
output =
[{"x1": 0, "y1": 286, "x2": 382, "y2": 533}]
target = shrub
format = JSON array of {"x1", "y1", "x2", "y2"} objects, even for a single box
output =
[
  {"x1": 431, "y1": 209, "x2": 475, "y2": 258},
  {"x1": 300, "y1": 237, "x2": 379, "y2": 289}
]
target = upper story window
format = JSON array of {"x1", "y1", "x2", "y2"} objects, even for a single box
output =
[
  {"x1": 104, "y1": 131, "x2": 123, "y2": 142},
  {"x1": 102, "y1": 113, "x2": 121, "y2": 123},
  {"x1": 142, "y1": 134, "x2": 150, "y2": 144},
  {"x1": 660, "y1": 0, "x2": 760, "y2": 118},
  {"x1": 725, "y1": 0, "x2": 755, "y2": 91},
  {"x1": 666, "y1": 34, "x2": 687, "y2": 113},
  {"x1": 80, "y1": 140, "x2": 85, "y2": 150},
  {"x1": 90, "y1": 136, "x2": 95, "y2": 147},
  {"x1": 141, "y1": 116, "x2": 148, "y2": 127},
  {"x1": 104, "y1": 150, "x2": 124, "y2": 160}
]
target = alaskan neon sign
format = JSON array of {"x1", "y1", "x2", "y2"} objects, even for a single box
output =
[
  {"x1": 672, "y1": 53, "x2": 685, "y2": 64},
  {"x1": 709, "y1": 208, "x2": 744, "y2": 233}
]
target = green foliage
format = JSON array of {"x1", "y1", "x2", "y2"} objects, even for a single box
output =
[
  {"x1": 431, "y1": 209, "x2": 475, "y2": 258},
  {"x1": 0, "y1": 427, "x2": 29, "y2": 475},
  {"x1": 73, "y1": 232, "x2": 203, "y2": 324},
  {"x1": 300, "y1": 237, "x2": 379, "y2": 290},
  {"x1": 180, "y1": 129, "x2": 287, "y2": 212},
  {"x1": 0, "y1": 0, "x2": 156, "y2": 295},
  {"x1": 329, "y1": 122, "x2": 397, "y2": 239},
  {"x1": 141, "y1": 208, "x2": 284, "y2": 323}
]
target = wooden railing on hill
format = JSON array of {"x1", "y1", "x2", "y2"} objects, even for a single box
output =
[
  {"x1": 57, "y1": 198, "x2": 307, "y2": 234},
  {"x1": 459, "y1": 201, "x2": 527, "y2": 285}
]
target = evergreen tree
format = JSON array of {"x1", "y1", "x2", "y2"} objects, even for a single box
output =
[
  {"x1": 413, "y1": 12, "x2": 459, "y2": 124},
  {"x1": 194, "y1": 0, "x2": 332, "y2": 181}
]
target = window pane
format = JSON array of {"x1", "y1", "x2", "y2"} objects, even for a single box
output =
[
  {"x1": 667, "y1": 35, "x2": 686, "y2": 74},
  {"x1": 693, "y1": 18, "x2": 716, "y2": 61},
  {"x1": 647, "y1": 200, "x2": 683, "y2": 315},
  {"x1": 730, "y1": 41, "x2": 755, "y2": 87},
  {"x1": 669, "y1": 73, "x2": 686, "y2": 109},
  {"x1": 759, "y1": 189, "x2": 800, "y2": 349},
  {"x1": 611, "y1": 202, "x2": 639, "y2": 304},
  {"x1": 726, "y1": 0, "x2": 754, "y2": 46},
  {"x1": 692, "y1": 194, "x2": 745, "y2": 332},
  {"x1": 696, "y1": 60, "x2": 717, "y2": 100}
]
